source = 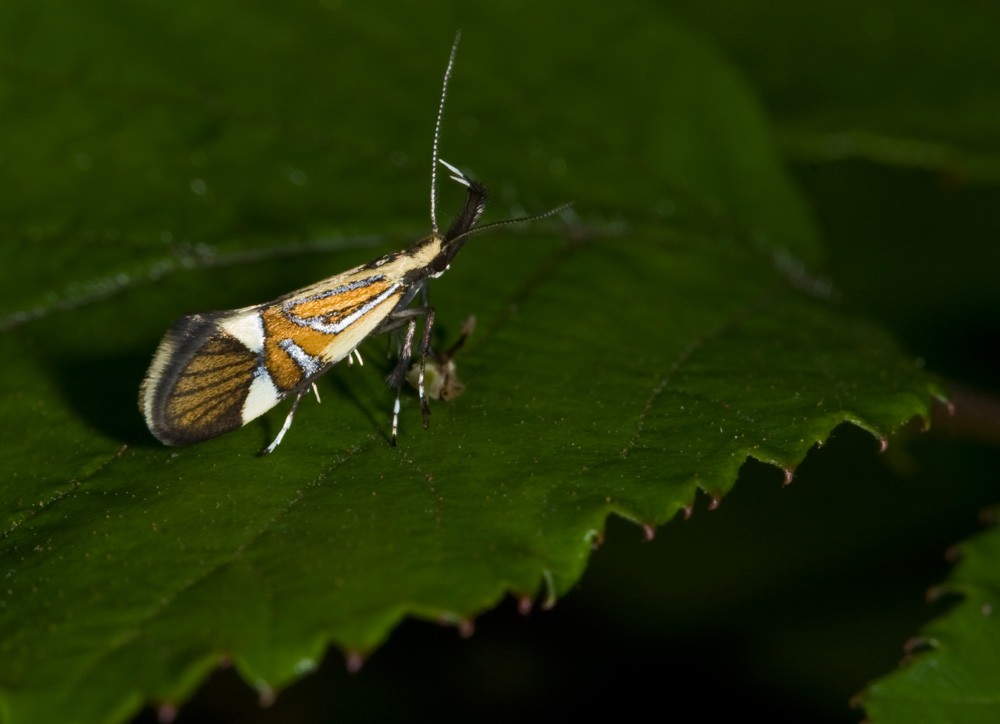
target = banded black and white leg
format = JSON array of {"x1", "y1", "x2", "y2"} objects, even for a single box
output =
[
  {"x1": 259, "y1": 388, "x2": 307, "y2": 456},
  {"x1": 258, "y1": 363, "x2": 324, "y2": 456},
  {"x1": 384, "y1": 301, "x2": 435, "y2": 445}
]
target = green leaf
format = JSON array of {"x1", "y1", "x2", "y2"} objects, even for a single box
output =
[
  {"x1": 670, "y1": 0, "x2": 1000, "y2": 182},
  {"x1": 657, "y1": 3, "x2": 1000, "y2": 720},
  {"x1": 0, "y1": 2, "x2": 937, "y2": 722},
  {"x1": 860, "y1": 519, "x2": 1000, "y2": 723}
]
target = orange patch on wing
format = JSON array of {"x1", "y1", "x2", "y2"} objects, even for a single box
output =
[
  {"x1": 261, "y1": 307, "x2": 309, "y2": 391},
  {"x1": 290, "y1": 278, "x2": 394, "y2": 319},
  {"x1": 260, "y1": 278, "x2": 405, "y2": 392}
]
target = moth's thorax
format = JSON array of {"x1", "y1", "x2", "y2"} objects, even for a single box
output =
[
  {"x1": 398, "y1": 233, "x2": 447, "y2": 282},
  {"x1": 407, "y1": 233, "x2": 445, "y2": 268}
]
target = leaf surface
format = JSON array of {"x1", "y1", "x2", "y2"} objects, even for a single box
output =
[
  {"x1": 670, "y1": 0, "x2": 1000, "y2": 181},
  {"x1": 0, "y1": 2, "x2": 937, "y2": 722},
  {"x1": 861, "y1": 520, "x2": 1000, "y2": 724}
]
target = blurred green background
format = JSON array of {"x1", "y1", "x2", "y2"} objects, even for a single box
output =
[{"x1": 2, "y1": 1, "x2": 998, "y2": 721}]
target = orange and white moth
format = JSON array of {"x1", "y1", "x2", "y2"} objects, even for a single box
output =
[{"x1": 139, "y1": 32, "x2": 568, "y2": 454}]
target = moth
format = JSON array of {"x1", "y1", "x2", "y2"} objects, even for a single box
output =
[{"x1": 140, "y1": 31, "x2": 568, "y2": 454}]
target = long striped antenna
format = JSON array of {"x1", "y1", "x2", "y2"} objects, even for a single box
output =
[
  {"x1": 430, "y1": 30, "x2": 462, "y2": 236},
  {"x1": 448, "y1": 199, "x2": 576, "y2": 245},
  {"x1": 436, "y1": 158, "x2": 575, "y2": 250}
]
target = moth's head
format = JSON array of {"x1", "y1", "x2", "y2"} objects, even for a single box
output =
[{"x1": 430, "y1": 178, "x2": 489, "y2": 275}]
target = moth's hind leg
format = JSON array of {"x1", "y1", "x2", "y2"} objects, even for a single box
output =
[
  {"x1": 258, "y1": 388, "x2": 307, "y2": 456},
  {"x1": 415, "y1": 287, "x2": 435, "y2": 427}
]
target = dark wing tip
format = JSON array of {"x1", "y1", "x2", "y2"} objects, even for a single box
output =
[{"x1": 141, "y1": 313, "x2": 258, "y2": 446}]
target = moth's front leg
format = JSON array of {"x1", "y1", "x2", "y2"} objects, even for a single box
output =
[{"x1": 384, "y1": 305, "x2": 435, "y2": 444}]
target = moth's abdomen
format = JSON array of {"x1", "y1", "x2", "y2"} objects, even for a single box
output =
[{"x1": 140, "y1": 313, "x2": 268, "y2": 446}]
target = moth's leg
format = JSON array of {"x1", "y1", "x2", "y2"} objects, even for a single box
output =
[
  {"x1": 374, "y1": 313, "x2": 413, "y2": 337},
  {"x1": 388, "y1": 317, "x2": 417, "y2": 446},
  {"x1": 259, "y1": 388, "x2": 307, "y2": 456},
  {"x1": 441, "y1": 315, "x2": 476, "y2": 363},
  {"x1": 384, "y1": 304, "x2": 437, "y2": 444},
  {"x1": 416, "y1": 289, "x2": 435, "y2": 428}
]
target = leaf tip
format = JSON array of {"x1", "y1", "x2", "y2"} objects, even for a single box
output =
[
  {"x1": 925, "y1": 584, "x2": 950, "y2": 603},
  {"x1": 157, "y1": 703, "x2": 178, "y2": 723},
  {"x1": 345, "y1": 651, "x2": 365, "y2": 674},
  {"x1": 257, "y1": 686, "x2": 276, "y2": 708},
  {"x1": 902, "y1": 636, "x2": 934, "y2": 655},
  {"x1": 541, "y1": 569, "x2": 558, "y2": 610},
  {"x1": 458, "y1": 618, "x2": 475, "y2": 638}
]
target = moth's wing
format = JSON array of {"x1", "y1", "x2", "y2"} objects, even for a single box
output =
[
  {"x1": 139, "y1": 250, "x2": 422, "y2": 448},
  {"x1": 139, "y1": 308, "x2": 282, "y2": 446}
]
